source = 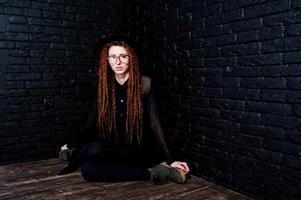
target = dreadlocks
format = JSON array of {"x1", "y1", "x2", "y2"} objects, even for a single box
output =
[{"x1": 97, "y1": 41, "x2": 143, "y2": 145}]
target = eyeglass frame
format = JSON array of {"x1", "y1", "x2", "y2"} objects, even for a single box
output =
[{"x1": 107, "y1": 54, "x2": 130, "y2": 64}]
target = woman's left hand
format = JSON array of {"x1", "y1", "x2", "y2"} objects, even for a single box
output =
[{"x1": 170, "y1": 161, "x2": 190, "y2": 174}]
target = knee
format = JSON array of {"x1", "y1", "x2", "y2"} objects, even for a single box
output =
[
  {"x1": 85, "y1": 142, "x2": 104, "y2": 160},
  {"x1": 81, "y1": 161, "x2": 96, "y2": 181}
]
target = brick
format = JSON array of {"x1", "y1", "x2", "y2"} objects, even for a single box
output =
[
  {"x1": 29, "y1": 17, "x2": 62, "y2": 27},
  {"x1": 223, "y1": 77, "x2": 240, "y2": 88},
  {"x1": 263, "y1": 12, "x2": 301, "y2": 26},
  {"x1": 284, "y1": 155, "x2": 301, "y2": 170},
  {"x1": 224, "y1": 66, "x2": 261, "y2": 77},
  {"x1": 222, "y1": 0, "x2": 240, "y2": 11},
  {"x1": 32, "y1": 2, "x2": 65, "y2": 12},
  {"x1": 204, "y1": 34, "x2": 236, "y2": 47},
  {"x1": 284, "y1": 37, "x2": 301, "y2": 51},
  {"x1": 263, "y1": 138, "x2": 288, "y2": 153},
  {"x1": 261, "y1": 65, "x2": 301, "y2": 77},
  {"x1": 29, "y1": 34, "x2": 62, "y2": 42},
  {"x1": 6, "y1": 81, "x2": 25, "y2": 89},
  {"x1": 46, "y1": 50, "x2": 65, "y2": 58},
  {"x1": 9, "y1": 49, "x2": 29, "y2": 57},
  {"x1": 223, "y1": 18, "x2": 261, "y2": 32},
  {"x1": 287, "y1": 78, "x2": 301, "y2": 89},
  {"x1": 239, "y1": 0, "x2": 265, "y2": 7},
  {"x1": 286, "y1": 143, "x2": 301, "y2": 157},
  {"x1": 6, "y1": 73, "x2": 41, "y2": 81},
  {"x1": 7, "y1": 65, "x2": 30, "y2": 73},
  {"x1": 239, "y1": 134, "x2": 263, "y2": 147},
  {"x1": 239, "y1": 53, "x2": 283, "y2": 66},
  {"x1": 245, "y1": 1, "x2": 290, "y2": 18},
  {"x1": 7, "y1": 33, "x2": 28, "y2": 41},
  {"x1": 193, "y1": 25, "x2": 221, "y2": 38},
  {"x1": 287, "y1": 130, "x2": 301, "y2": 144},
  {"x1": 66, "y1": 6, "x2": 95, "y2": 14},
  {"x1": 30, "y1": 42, "x2": 50, "y2": 50},
  {"x1": 222, "y1": 110, "x2": 260, "y2": 124},
  {"x1": 8, "y1": 96, "x2": 41, "y2": 105},
  {"x1": 221, "y1": 43, "x2": 261, "y2": 56},
  {"x1": 262, "y1": 39, "x2": 284, "y2": 53},
  {"x1": 191, "y1": 87, "x2": 222, "y2": 97},
  {"x1": 50, "y1": 43, "x2": 65, "y2": 49},
  {"x1": 221, "y1": 9, "x2": 244, "y2": 23},
  {"x1": 292, "y1": 0, "x2": 301, "y2": 8},
  {"x1": 261, "y1": 26, "x2": 285, "y2": 40},
  {"x1": 286, "y1": 24, "x2": 301, "y2": 36},
  {"x1": 191, "y1": 107, "x2": 220, "y2": 118},
  {"x1": 8, "y1": 57, "x2": 30, "y2": 65},
  {"x1": 223, "y1": 88, "x2": 260, "y2": 100},
  {"x1": 25, "y1": 8, "x2": 42, "y2": 17},
  {"x1": 287, "y1": 91, "x2": 301, "y2": 103},
  {"x1": 43, "y1": 10, "x2": 61, "y2": 19},
  {"x1": 4, "y1": 0, "x2": 31, "y2": 8},
  {"x1": 240, "y1": 78, "x2": 286, "y2": 89},
  {"x1": 293, "y1": 105, "x2": 301, "y2": 117},
  {"x1": 30, "y1": 50, "x2": 45, "y2": 57},
  {"x1": 204, "y1": 57, "x2": 236, "y2": 67},
  {"x1": 30, "y1": 57, "x2": 44, "y2": 65},
  {"x1": 9, "y1": 16, "x2": 27, "y2": 24},
  {"x1": 45, "y1": 27, "x2": 62, "y2": 35},
  {"x1": 258, "y1": 125, "x2": 286, "y2": 140},
  {"x1": 261, "y1": 89, "x2": 287, "y2": 103},
  {"x1": 26, "y1": 81, "x2": 60, "y2": 89},
  {"x1": 29, "y1": 25, "x2": 44, "y2": 33},
  {"x1": 0, "y1": 41, "x2": 9, "y2": 48},
  {"x1": 209, "y1": 99, "x2": 245, "y2": 111},
  {"x1": 5, "y1": 7, "x2": 25, "y2": 15},
  {"x1": 262, "y1": 114, "x2": 301, "y2": 129},
  {"x1": 237, "y1": 30, "x2": 260, "y2": 43},
  {"x1": 76, "y1": 14, "x2": 98, "y2": 22},
  {"x1": 246, "y1": 102, "x2": 291, "y2": 115},
  {"x1": 7, "y1": 89, "x2": 27, "y2": 97}
]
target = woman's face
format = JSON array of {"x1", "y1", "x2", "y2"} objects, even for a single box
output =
[{"x1": 108, "y1": 45, "x2": 130, "y2": 76}]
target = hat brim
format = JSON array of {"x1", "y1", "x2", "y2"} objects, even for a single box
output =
[{"x1": 96, "y1": 34, "x2": 141, "y2": 54}]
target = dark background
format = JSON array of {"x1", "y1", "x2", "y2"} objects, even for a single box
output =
[{"x1": 0, "y1": 0, "x2": 301, "y2": 199}]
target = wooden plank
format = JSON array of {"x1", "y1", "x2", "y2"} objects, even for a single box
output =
[{"x1": 0, "y1": 159, "x2": 253, "y2": 200}]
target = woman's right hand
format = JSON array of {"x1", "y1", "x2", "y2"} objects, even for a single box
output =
[
  {"x1": 61, "y1": 144, "x2": 68, "y2": 151},
  {"x1": 170, "y1": 161, "x2": 190, "y2": 174}
]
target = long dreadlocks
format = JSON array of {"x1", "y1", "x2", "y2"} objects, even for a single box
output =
[{"x1": 97, "y1": 41, "x2": 143, "y2": 145}]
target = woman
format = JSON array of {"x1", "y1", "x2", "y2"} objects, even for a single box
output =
[{"x1": 59, "y1": 37, "x2": 189, "y2": 183}]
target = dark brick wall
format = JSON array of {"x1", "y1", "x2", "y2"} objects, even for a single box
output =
[
  {"x1": 0, "y1": 0, "x2": 129, "y2": 163},
  {"x1": 1, "y1": 0, "x2": 301, "y2": 199},
  {"x1": 135, "y1": 0, "x2": 301, "y2": 199}
]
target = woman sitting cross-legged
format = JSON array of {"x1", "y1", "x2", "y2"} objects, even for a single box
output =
[{"x1": 58, "y1": 36, "x2": 189, "y2": 184}]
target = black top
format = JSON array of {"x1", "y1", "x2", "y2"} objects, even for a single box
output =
[{"x1": 70, "y1": 76, "x2": 171, "y2": 163}]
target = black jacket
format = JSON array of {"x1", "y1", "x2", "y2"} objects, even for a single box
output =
[{"x1": 70, "y1": 76, "x2": 171, "y2": 163}]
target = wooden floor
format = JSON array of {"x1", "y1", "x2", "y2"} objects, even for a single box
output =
[{"x1": 0, "y1": 158, "x2": 253, "y2": 200}]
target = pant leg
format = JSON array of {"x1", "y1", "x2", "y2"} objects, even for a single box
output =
[
  {"x1": 59, "y1": 141, "x2": 156, "y2": 176},
  {"x1": 81, "y1": 160, "x2": 150, "y2": 182},
  {"x1": 76, "y1": 141, "x2": 154, "y2": 167},
  {"x1": 76, "y1": 141, "x2": 154, "y2": 181}
]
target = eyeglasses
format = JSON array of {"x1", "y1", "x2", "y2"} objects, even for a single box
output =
[{"x1": 107, "y1": 54, "x2": 129, "y2": 64}]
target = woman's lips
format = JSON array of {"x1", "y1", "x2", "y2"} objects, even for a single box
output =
[{"x1": 115, "y1": 67, "x2": 124, "y2": 70}]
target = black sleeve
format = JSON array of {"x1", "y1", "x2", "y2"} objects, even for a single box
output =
[
  {"x1": 69, "y1": 98, "x2": 99, "y2": 149},
  {"x1": 146, "y1": 82, "x2": 172, "y2": 163}
]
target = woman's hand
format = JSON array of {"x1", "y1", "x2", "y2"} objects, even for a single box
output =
[
  {"x1": 61, "y1": 144, "x2": 68, "y2": 151},
  {"x1": 170, "y1": 161, "x2": 190, "y2": 174}
]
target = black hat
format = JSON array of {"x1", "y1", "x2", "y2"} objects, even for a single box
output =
[
  {"x1": 97, "y1": 35, "x2": 141, "y2": 51},
  {"x1": 92, "y1": 34, "x2": 142, "y2": 58},
  {"x1": 93, "y1": 34, "x2": 149, "y2": 75}
]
